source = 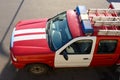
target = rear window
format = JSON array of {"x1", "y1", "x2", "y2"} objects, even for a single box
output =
[{"x1": 97, "y1": 40, "x2": 118, "y2": 54}]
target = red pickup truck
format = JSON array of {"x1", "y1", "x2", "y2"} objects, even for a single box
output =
[{"x1": 10, "y1": 3, "x2": 120, "y2": 74}]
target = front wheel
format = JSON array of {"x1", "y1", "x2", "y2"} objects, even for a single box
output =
[{"x1": 26, "y1": 64, "x2": 49, "y2": 75}]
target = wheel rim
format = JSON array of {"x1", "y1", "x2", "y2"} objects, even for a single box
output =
[{"x1": 30, "y1": 65, "x2": 45, "y2": 74}]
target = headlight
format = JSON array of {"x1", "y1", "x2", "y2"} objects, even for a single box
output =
[
  {"x1": 11, "y1": 53, "x2": 17, "y2": 62},
  {"x1": 10, "y1": 28, "x2": 15, "y2": 48}
]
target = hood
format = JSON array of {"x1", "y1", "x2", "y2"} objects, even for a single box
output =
[{"x1": 11, "y1": 18, "x2": 53, "y2": 55}]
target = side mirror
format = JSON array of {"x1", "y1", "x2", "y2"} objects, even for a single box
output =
[{"x1": 63, "y1": 51, "x2": 68, "y2": 60}]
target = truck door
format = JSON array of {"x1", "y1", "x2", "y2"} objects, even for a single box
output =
[
  {"x1": 90, "y1": 38, "x2": 119, "y2": 66},
  {"x1": 54, "y1": 37, "x2": 96, "y2": 68}
]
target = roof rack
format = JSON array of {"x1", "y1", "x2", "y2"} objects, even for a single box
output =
[
  {"x1": 88, "y1": 8, "x2": 120, "y2": 36},
  {"x1": 94, "y1": 20, "x2": 120, "y2": 26},
  {"x1": 88, "y1": 8, "x2": 120, "y2": 27},
  {"x1": 88, "y1": 8, "x2": 120, "y2": 16},
  {"x1": 98, "y1": 29, "x2": 120, "y2": 36}
]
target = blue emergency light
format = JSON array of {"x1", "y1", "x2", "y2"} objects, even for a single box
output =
[
  {"x1": 81, "y1": 20, "x2": 93, "y2": 35},
  {"x1": 76, "y1": 6, "x2": 94, "y2": 35},
  {"x1": 76, "y1": 6, "x2": 87, "y2": 15}
]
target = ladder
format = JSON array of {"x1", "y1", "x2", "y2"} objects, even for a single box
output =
[
  {"x1": 88, "y1": 9, "x2": 120, "y2": 26},
  {"x1": 88, "y1": 9, "x2": 120, "y2": 36}
]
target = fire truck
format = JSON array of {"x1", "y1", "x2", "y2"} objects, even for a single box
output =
[{"x1": 10, "y1": 2, "x2": 120, "y2": 74}]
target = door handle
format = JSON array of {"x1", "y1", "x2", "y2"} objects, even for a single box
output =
[{"x1": 83, "y1": 58, "x2": 89, "y2": 60}]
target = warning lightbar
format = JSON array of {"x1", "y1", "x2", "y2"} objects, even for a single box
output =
[{"x1": 76, "y1": 6, "x2": 93, "y2": 35}]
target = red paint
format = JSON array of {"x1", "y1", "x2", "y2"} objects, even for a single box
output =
[
  {"x1": 67, "y1": 10, "x2": 82, "y2": 38},
  {"x1": 10, "y1": 4, "x2": 120, "y2": 69},
  {"x1": 11, "y1": 53, "x2": 55, "y2": 68},
  {"x1": 90, "y1": 37, "x2": 120, "y2": 66},
  {"x1": 11, "y1": 18, "x2": 55, "y2": 68},
  {"x1": 16, "y1": 18, "x2": 48, "y2": 30},
  {"x1": 14, "y1": 32, "x2": 45, "y2": 37},
  {"x1": 13, "y1": 18, "x2": 53, "y2": 56},
  {"x1": 90, "y1": 3, "x2": 120, "y2": 66}
]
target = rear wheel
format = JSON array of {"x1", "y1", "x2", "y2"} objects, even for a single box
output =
[
  {"x1": 26, "y1": 64, "x2": 49, "y2": 75},
  {"x1": 113, "y1": 71, "x2": 119, "y2": 80},
  {"x1": 109, "y1": 65, "x2": 120, "y2": 80},
  {"x1": 113, "y1": 66, "x2": 120, "y2": 80}
]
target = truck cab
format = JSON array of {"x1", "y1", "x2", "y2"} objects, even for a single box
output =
[{"x1": 10, "y1": 4, "x2": 120, "y2": 74}]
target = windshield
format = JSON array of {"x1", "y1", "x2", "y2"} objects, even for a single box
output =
[{"x1": 46, "y1": 12, "x2": 72, "y2": 51}]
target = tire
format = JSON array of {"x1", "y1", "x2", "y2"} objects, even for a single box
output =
[
  {"x1": 113, "y1": 71, "x2": 119, "y2": 80},
  {"x1": 113, "y1": 66, "x2": 120, "y2": 80},
  {"x1": 26, "y1": 63, "x2": 49, "y2": 75},
  {"x1": 109, "y1": 66, "x2": 120, "y2": 80}
]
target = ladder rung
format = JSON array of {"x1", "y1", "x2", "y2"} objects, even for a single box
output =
[
  {"x1": 98, "y1": 30, "x2": 120, "y2": 36},
  {"x1": 88, "y1": 8, "x2": 120, "y2": 12},
  {"x1": 88, "y1": 8, "x2": 120, "y2": 16},
  {"x1": 94, "y1": 21, "x2": 120, "y2": 26},
  {"x1": 92, "y1": 16, "x2": 120, "y2": 21}
]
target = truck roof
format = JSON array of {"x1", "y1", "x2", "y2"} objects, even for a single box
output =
[{"x1": 67, "y1": 10, "x2": 82, "y2": 38}]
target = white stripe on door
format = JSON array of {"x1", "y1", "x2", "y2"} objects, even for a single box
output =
[
  {"x1": 14, "y1": 34, "x2": 46, "y2": 42},
  {"x1": 14, "y1": 28, "x2": 45, "y2": 35}
]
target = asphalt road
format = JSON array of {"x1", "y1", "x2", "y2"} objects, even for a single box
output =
[{"x1": 0, "y1": 0, "x2": 118, "y2": 80}]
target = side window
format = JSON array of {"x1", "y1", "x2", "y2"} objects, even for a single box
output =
[
  {"x1": 65, "y1": 40, "x2": 93, "y2": 54},
  {"x1": 97, "y1": 40, "x2": 118, "y2": 54}
]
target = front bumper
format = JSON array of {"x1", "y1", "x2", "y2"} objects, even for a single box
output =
[{"x1": 10, "y1": 53, "x2": 25, "y2": 69}]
